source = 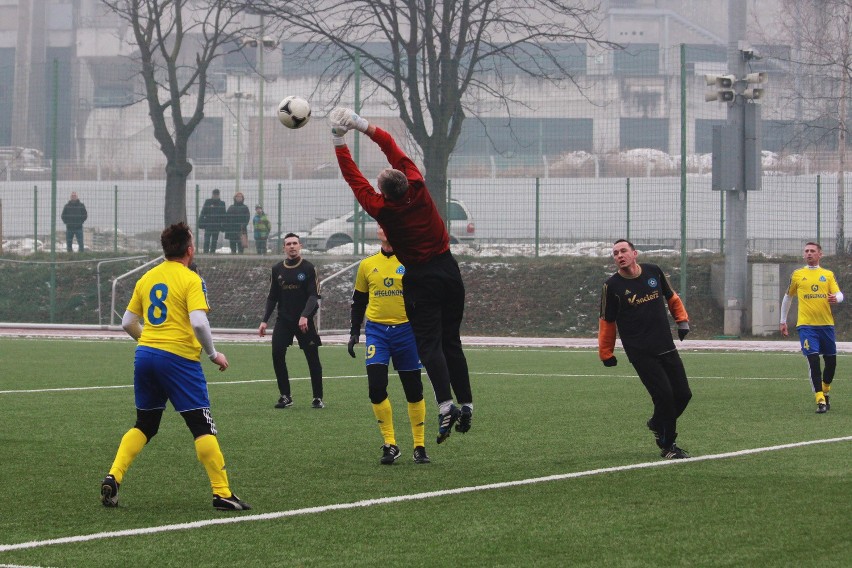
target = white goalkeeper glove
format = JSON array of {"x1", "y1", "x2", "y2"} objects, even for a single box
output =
[
  {"x1": 330, "y1": 123, "x2": 349, "y2": 147},
  {"x1": 330, "y1": 107, "x2": 369, "y2": 133}
]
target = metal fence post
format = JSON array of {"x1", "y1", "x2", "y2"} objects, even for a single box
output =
[
  {"x1": 626, "y1": 177, "x2": 631, "y2": 240},
  {"x1": 114, "y1": 184, "x2": 119, "y2": 253},
  {"x1": 535, "y1": 177, "x2": 540, "y2": 258}
]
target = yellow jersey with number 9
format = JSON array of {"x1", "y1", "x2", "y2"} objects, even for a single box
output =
[
  {"x1": 127, "y1": 260, "x2": 211, "y2": 360},
  {"x1": 355, "y1": 251, "x2": 408, "y2": 325}
]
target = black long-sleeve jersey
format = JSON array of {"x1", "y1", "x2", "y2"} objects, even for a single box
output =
[
  {"x1": 262, "y1": 257, "x2": 320, "y2": 323},
  {"x1": 600, "y1": 263, "x2": 679, "y2": 357}
]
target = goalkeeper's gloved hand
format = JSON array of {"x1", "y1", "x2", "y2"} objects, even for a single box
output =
[
  {"x1": 330, "y1": 107, "x2": 369, "y2": 133},
  {"x1": 677, "y1": 322, "x2": 690, "y2": 341},
  {"x1": 331, "y1": 124, "x2": 349, "y2": 147},
  {"x1": 603, "y1": 356, "x2": 618, "y2": 367},
  {"x1": 347, "y1": 335, "x2": 359, "y2": 358}
]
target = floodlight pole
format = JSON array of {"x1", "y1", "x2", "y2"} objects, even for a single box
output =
[{"x1": 723, "y1": 0, "x2": 748, "y2": 336}]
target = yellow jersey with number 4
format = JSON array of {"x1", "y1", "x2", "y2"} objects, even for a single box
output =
[
  {"x1": 786, "y1": 266, "x2": 840, "y2": 327},
  {"x1": 127, "y1": 260, "x2": 211, "y2": 360}
]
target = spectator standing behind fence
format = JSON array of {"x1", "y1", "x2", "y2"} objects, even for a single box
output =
[
  {"x1": 780, "y1": 241, "x2": 843, "y2": 414},
  {"x1": 198, "y1": 189, "x2": 226, "y2": 254},
  {"x1": 61, "y1": 191, "x2": 88, "y2": 252},
  {"x1": 225, "y1": 192, "x2": 251, "y2": 254},
  {"x1": 253, "y1": 205, "x2": 271, "y2": 255}
]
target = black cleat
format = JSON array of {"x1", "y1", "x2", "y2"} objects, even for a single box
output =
[
  {"x1": 660, "y1": 444, "x2": 691, "y2": 459},
  {"x1": 455, "y1": 406, "x2": 473, "y2": 433},
  {"x1": 274, "y1": 394, "x2": 293, "y2": 409},
  {"x1": 213, "y1": 493, "x2": 252, "y2": 511},
  {"x1": 311, "y1": 398, "x2": 325, "y2": 409},
  {"x1": 824, "y1": 394, "x2": 830, "y2": 411},
  {"x1": 380, "y1": 444, "x2": 401, "y2": 465},
  {"x1": 436, "y1": 405, "x2": 461, "y2": 444},
  {"x1": 100, "y1": 474, "x2": 119, "y2": 507},
  {"x1": 816, "y1": 402, "x2": 828, "y2": 414},
  {"x1": 413, "y1": 446, "x2": 431, "y2": 464}
]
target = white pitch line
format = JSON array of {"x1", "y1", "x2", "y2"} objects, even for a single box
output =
[
  {"x1": 1, "y1": 435, "x2": 849, "y2": 553},
  {"x1": 0, "y1": 371, "x2": 799, "y2": 396}
]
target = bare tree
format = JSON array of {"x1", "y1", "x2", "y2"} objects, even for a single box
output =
[
  {"x1": 757, "y1": 0, "x2": 851, "y2": 254},
  {"x1": 100, "y1": 0, "x2": 259, "y2": 226},
  {"x1": 250, "y1": 0, "x2": 612, "y2": 217}
]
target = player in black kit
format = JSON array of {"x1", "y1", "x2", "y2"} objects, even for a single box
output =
[
  {"x1": 258, "y1": 233, "x2": 324, "y2": 409},
  {"x1": 598, "y1": 239, "x2": 693, "y2": 459}
]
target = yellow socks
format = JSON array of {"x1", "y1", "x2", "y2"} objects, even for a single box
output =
[
  {"x1": 408, "y1": 399, "x2": 426, "y2": 448},
  {"x1": 815, "y1": 392, "x2": 826, "y2": 404},
  {"x1": 822, "y1": 381, "x2": 831, "y2": 395},
  {"x1": 108, "y1": 427, "x2": 148, "y2": 484},
  {"x1": 194, "y1": 434, "x2": 231, "y2": 498},
  {"x1": 372, "y1": 398, "x2": 396, "y2": 446}
]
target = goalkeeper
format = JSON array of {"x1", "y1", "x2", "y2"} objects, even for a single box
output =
[
  {"x1": 349, "y1": 227, "x2": 430, "y2": 465},
  {"x1": 330, "y1": 107, "x2": 473, "y2": 445},
  {"x1": 598, "y1": 239, "x2": 693, "y2": 460}
]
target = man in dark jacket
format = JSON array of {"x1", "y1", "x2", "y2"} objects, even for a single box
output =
[
  {"x1": 61, "y1": 192, "x2": 88, "y2": 252},
  {"x1": 225, "y1": 192, "x2": 251, "y2": 254},
  {"x1": 198, "y1": 189, "x2": 227, "y2": 254}
]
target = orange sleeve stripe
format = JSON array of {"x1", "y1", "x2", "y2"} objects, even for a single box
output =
[
  {"x1": 598, "y1": 319, "x2": 617, "y2": 360},
  {"x1": 667, "y1": 293, "x2": 689, "y2": 323}
]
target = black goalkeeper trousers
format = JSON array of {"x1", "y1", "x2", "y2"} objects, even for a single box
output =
[
  {"x1": 629, "y1": 349, "x2": 692, "y2": 448},
  {"x1": 402, "y1": 250, "x2": 472, "y2": 405}
]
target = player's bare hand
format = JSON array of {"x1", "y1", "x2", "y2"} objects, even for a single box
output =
[
  {"x1": 299, "y1": 316, "x2": 309, "y2": 333},
  {"x1": 212, "y1": 352, "x2": 229, "y2": 371},
  {"x1": 258, "y1": 322, "x2": 268, "y2": 337},
  {"x1": 828, "y1": 293, "x2": 838, "y2": 304},
  {"x1": 779, "y1": 323, "x2": 788, "y2": 337}
]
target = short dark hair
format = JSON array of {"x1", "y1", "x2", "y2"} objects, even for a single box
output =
[
  {"x1": 805, "y1": 241, "x2": 822, "y2": 251},
  {"x1": 284, "y1": 232, "x2": 300, "y2": 242},
  {"x1": 613, "y1": 238, "x2": 635, "y2": 250},
  {"x1": 212, "y1": 188, "x2": 220, "y2": 195},
  {"x1": 377, "y1": 168, "x2": 409, "y2": 200},
  {"x1": 161, "y1": 222, "x2": 192, "y2": 259}
]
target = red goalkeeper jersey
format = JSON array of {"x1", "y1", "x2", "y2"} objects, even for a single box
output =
[{"x1": 335, "y1": 127, "x2": 449, "y2": 267}]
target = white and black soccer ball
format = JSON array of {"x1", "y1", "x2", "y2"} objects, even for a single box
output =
[{"x1": 277, "y1": 96, "x2": 311, "y2": 129}]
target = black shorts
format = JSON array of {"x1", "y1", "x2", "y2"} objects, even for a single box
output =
[{"x1": 274, "y1": 318, "x2": 322, "y2": 349}]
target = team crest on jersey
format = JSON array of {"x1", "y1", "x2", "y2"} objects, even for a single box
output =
[
  {"x1": 396, "y1": 265, "x2": 405, "y2": 274},
  {"x1": 647, "y1": 277, "x2": 658, "y2": 288},
  {"x1": 820, "y1": 275, "x2": 827, "y2": 282},
  {"x1": 383, "y1": 277, "x2": 394, "y2": 288},
  {"x1": 297, "y1": 272, "x2": 306, "y2": 281}
]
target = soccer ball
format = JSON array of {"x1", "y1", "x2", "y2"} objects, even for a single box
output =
[{"x1": 277, "y1": 96, "x2": 311, "y2": 129}]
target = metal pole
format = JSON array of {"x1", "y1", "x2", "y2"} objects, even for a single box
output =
[
  {"x1": 33, "y1": 185, "x2": 37, "y2": 251},
  {"x1": 50, "y1": 59, "x2": 58, "y2": 322},
  {"x1": 258, "y1": 15, "x2": 265, "y2": 208},
  {"x1": 816, "y1": 174, "x2": 821, "y2": 244},
  {"x1": 720, "y1": 189, "x2": 725, "y2": 254},
  {"x1": 353, "y1": 52, "x2": 362, "y2": 255},
  {"x1": 114, "y1": 185, "x2": 118, "y2": 253},
  {"x1": 277, "y1": 182, "x2": 282, "y2": 252},
  {"x1": 626, "y1": 177, "x2": 631, "y2": 240},
  {"x1": 679, "y1": 43, "x2": 688, "y2": 300},
  {"x1": 535, "y1": 177, "x2": 540, "y2": 258},
  {"x1": 236, "y1": 74, "x2": 242, "y2": 194}
]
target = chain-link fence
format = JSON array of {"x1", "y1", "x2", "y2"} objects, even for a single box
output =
[{"x1": 1, "y1": 43, "x2": 848, "y2": 330}]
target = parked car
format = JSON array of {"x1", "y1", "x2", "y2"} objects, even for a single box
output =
[{"x1": 301, "y1": 198, "x2": 476, "y2": 251}]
